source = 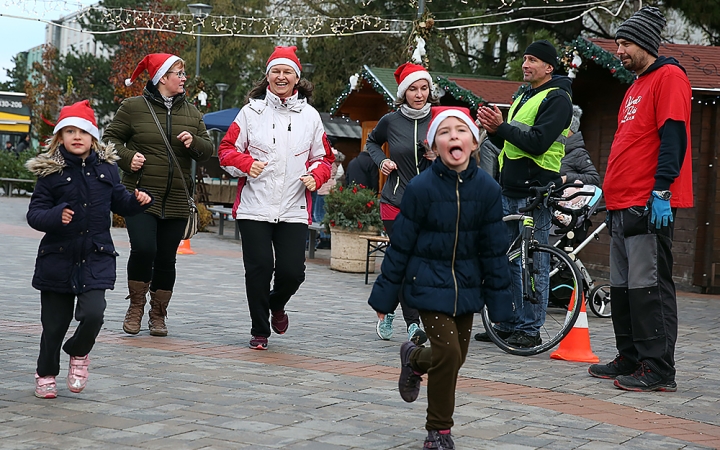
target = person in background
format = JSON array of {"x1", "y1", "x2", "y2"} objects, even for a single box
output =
[
  {"x1": 588, "y1": 6, "x2": 693, "y2": 392},
  {"x1": 369, "y1": 106, "x2": 512, "y2": 450},
  {"x1": 366, "y1": 62, "x2": 439, "y2": 346},
  {"x1": 104, "y1": 53, "x2": 213, "y2": 337},
  {"x1": 314, "y1": 137, "x2": 345, "y2": 250},
  {"x1": 476, "y1": 40, "x2": 573, "y2": 348},
  {"x1": 560, "y1": 105, "x2": 600, "y2": 186},
  {"x1": 26, "y1": 100, "x2": 152, "y2": 399},
  {"x1": 218, "y1": 46, "x2": 334, "y2": 350},
  {"x1": 345, "y1": 149, "x2": 379, "y2": 193},
  {"x1": 16, "y1": 133, "x2": 31, "y2": 153},
  {"x1": 5, "y1": 141, "x2": 14, "y2": 153}
]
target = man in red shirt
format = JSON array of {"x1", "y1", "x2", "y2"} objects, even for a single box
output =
[{"x1": 589, "y1": 6, "x2": 693, "y2": 392}]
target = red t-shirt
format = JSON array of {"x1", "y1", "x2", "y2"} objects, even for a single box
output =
[{"x1": 603, "y1": 63, "x2": 694, "y2": 210}]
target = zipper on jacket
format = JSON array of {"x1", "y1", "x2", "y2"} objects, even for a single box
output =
[
  {"x1": 414, "y1": 119, "x2": 420, "y2": 175},
  {"x1": 451, "y1": 176, "x2": 461, "y2": 316},
  {"x1": 161, "y1": 105, "x2": 174, "y2": 218}
]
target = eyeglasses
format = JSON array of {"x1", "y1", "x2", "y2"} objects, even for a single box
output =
[{"x1": 167, "y1": 71, "x2": 187, "y2": 78}]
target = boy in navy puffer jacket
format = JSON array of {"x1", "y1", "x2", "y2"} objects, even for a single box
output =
[
  {"x1": 369, "y1": 107, "x2": 513, "y2": 450},
  {"x1": 26, "y1": 101, "x2": 152, "y2": 399}
]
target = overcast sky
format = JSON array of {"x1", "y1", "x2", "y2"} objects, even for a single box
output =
[{"x1": 0, "y1": 1, "x2": 95, "y2": 85}]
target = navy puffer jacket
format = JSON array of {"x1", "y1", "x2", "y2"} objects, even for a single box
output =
[
  {"x1": 26, "y1": 144, "x2": 152, "y2": 294},
  {"x1": 368, "y1": 158, "x2": 513, "y2": 320}
]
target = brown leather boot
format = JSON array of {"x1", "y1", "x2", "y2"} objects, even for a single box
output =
[
  {"x1": 123, "y1": 280, "x2": 150, "y2": 334},
  {"x1": 148, "y1": 289, "x2": 172, "y2": 336}
]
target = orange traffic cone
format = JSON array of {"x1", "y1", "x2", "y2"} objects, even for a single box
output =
[
  {"x1": 550, "y1": 289, "x2": 599, "y2": 363},
  {"x1": 177, "y1": 239, "x2": 195, "y2": 255}
]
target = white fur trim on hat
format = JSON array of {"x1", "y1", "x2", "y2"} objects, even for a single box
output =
[
  {"x1": 53, "y1": 117, "x2": 100, "y2": 141},
  {"x1": 396, "y1": 70, "x2": 433, "y2": 100},
  {"x1": 266, "y1": 58, "x2": 301, "y2": 77},
  {"x1": 427, "y1": 110, "x2": 479, "y2": 147},
  {"x1": 153, "y1": 55, "x2": 181, "y2": 85}
]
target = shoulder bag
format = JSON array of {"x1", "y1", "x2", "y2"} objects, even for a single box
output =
[{"x1": 144, "y1": 97, "x2": 198, "y2": 240}]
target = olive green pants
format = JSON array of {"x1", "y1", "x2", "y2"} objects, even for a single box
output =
[{"x1": 410, "y1": 311, "x2": 474, "y2": 431}]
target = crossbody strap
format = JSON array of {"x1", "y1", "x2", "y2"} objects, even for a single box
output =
[{"x1": 143, "y1": 97, "x2": 193, "y2": 204}]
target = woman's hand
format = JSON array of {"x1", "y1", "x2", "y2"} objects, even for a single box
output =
[
  {"x1": 381, "y1": 159, "x2": 397, "y2": 176},
  {"x1": 134, "y1": 189, "x2": 152, "y2": 205},
  {"x1": 177, "y1": 131, "x2": 193, "y2": 148},
  {"x1": 248, "y1": 160, "x2": 268, "y2": 178},
  {"x1": 300, "y1": 174, "x2": 316, "y2": 192},
  {"x1": 61, "y1": 208, "x2": 74, "y2": 225},
  {"x1": 130, "y1": 152, "x2": 145, "y2": 172}
]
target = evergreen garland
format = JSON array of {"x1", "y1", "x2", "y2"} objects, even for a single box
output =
[
  {"x1": 434, "y1": 77, "x2": 485, "y2": 111},
  {"x1": 563, "y1": 37, "x2": 635, "y2": 84}
]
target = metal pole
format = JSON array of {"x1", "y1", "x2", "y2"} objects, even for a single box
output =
[
  {"x1": 417, "y1": 0, "x2": 425, "y2": 18},
  {"x1": 191, "y1": 22, "x2": 201, "y2": 195}
]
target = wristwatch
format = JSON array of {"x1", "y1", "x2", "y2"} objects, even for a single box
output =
[{"x1": 653, "y1": 190, "x2": 672, "y2": 201}]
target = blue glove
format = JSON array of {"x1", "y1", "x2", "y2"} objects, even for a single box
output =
[{"x1": 649, "y1": 192, "x2": 673, "y2": 229}]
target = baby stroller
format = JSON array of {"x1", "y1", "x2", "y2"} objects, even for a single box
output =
[{"x1": 547, "y1": 184, "x2": 611, "y2": 318}]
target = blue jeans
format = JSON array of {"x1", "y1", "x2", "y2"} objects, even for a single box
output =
[
  {"x1": 495, "y1": 195, "x2": 551, "y2": 336},
  {"x1": 313, "y1": 195, "x2": 330, "y2": 240}
]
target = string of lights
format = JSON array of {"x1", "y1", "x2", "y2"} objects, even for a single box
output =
[{"x1": 1, "y1": 0, "x2": 629, "y2": 38}]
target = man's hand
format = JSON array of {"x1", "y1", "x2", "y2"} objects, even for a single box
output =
[
  {"x1": 477, "y1": 104, "x2": 504, "y2": 134},
  {"x1": 248, "y1": 161, "x2": 268, "y2": 178},
  {"x1": 649, "y1": 192, "x2": 673, "y2": 228}
]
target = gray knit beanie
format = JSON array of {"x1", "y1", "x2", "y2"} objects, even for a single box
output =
[
  {"x1": 569, "y1": 105, "x2": 583, "y2": 134},
  {"x1": 615, "y1": 6, "x2": 666, "y2": 58}
]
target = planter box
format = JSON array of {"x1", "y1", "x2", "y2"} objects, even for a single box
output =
[{"x1": 330, "y1": 227, "x2": 379, "y2": 273}]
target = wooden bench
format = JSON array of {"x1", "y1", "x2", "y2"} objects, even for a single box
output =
[
  {"x1": 0, "y1": 177, "x2": 35, "y2": 197},
  {"x1": 359, "y1": 234, "x2": 390, "y2": 284},
  {"x1": 307, "y1": 223, "x2": 325, "y2": 259},
  {"x1": 206, "y1": 205, "x2": 239, "y2": 240}
]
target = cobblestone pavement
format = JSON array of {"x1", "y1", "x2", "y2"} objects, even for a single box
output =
[{"x1": 1, "y1": 196, "x2": 719, "y2": 449}]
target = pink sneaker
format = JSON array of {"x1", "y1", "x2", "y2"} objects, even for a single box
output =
[
  {"x1": 34, "y1": 373, "x2": 57, "y2": 399},
  {"x1": 67, "y1": 355, "x2": 90, "y2": 393}
]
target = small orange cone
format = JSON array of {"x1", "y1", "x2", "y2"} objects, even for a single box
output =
[
  {"x1": 177, "y1": 239, "x2": 195, "y2": 255},
  {"x1": 550, "y1": 289, "x2": 599, "y2": 363}
]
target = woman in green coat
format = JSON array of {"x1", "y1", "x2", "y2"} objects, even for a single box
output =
[{"x1": 103, "y1": 53, "x2": 213, "y2": 337}]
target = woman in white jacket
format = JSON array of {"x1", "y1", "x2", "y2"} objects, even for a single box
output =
[{"x1": 218, "y1": 46, "x2": 335, "y2": 350}]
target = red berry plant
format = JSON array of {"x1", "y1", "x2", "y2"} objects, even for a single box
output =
[{"x1": 321, "y1": 183, "x2": 382, "y2": 232}]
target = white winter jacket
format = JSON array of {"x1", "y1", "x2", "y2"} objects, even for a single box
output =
[{"x1": 218, "y1": 89, "x2": 334, "y2": 224}]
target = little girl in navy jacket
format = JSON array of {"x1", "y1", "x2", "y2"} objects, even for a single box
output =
[
  {"x1": 368, "y1": 107, "x2": 513, "y2": 449},
  {"x1": 26, "y1": 100, "x2": 152, "y2": 398}
]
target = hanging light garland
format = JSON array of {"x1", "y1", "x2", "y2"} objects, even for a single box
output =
[{"x1": 562, "y1": 37, "x2": 635, "y2": 84}]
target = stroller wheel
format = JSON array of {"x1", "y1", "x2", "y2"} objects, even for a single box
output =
[{"x1": 589, "y1": 283, "x2": 611, "y2": 318}]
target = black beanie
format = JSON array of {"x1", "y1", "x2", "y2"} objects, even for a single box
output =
[
  {"x1": 615, "y1": 6, "x2": 666, "y2": 58},
  {"x1": 524, "y1": 40, "x2": 558, "y2": 69}
]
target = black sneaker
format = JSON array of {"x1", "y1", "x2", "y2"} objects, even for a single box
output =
[
  {"x1": 614, "y1": 362, "x2": 677, "y2": 392},
  {"x1": 588, "y1": 355, "x2": 639, "y2": 379},
  {"x1": 506, "y1": 330, "x2": 541, "y2": 348},
  {"x1": 398, "y1": 341, "x2": 423, "y2": 403},
  {"x1": 424, "y1": 429, "x2": 455, "y2": 449},
  {"x1": 474, "y1": 329, "x2": 513, "y2": 342}
]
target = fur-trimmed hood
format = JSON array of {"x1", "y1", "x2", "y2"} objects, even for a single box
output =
[{"x1": 25, "y1": 141, "x2": 119, "y2": 177}]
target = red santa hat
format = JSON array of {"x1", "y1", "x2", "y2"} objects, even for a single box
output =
[
  {"x1": 426, "y1": 106, "x2": 479, "y2": 146},
  {"x1": 266, "y1": 46, "x2": 302, "y2": 76},
  {"x1": 53, "y1": 100, "x2": 100, "y2": 140},
  {"x1": 394, "y1": 62, "x2": 433, "y2": 101},
  {"x1": 125, "y1": 53, "x2": 182, "y2": 86}
]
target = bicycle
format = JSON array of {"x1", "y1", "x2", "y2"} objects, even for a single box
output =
[{"x1": 480, "y1": 182, "x2": 592, "y2": 356}]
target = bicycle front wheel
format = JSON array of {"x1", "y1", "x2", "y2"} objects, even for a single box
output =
[{"x1": 481, "y1": 243, "x2": 584, "y2": 356}]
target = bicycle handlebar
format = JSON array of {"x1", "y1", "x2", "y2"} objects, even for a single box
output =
[{"x1": 519, "y1": 181, "x2": 593, "y2": 213}]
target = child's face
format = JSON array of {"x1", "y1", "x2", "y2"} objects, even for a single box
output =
[
  {"x1": 433, "y1": 116, "x2": 476, "y2": 173},
  {"x1": 61, "y1": 126, "x2": 93, "y2": 159}
]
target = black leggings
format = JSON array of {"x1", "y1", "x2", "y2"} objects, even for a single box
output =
[
  {"x1": 124, "y1": 213, "x2": 186, "y2": 292},
  {"x1": 37, "y1": 290, "x2": 106, "y2": 377},
  {"x1": 238, "y1": 220, "x2": 307, "y2": 337},
  {"x1": 383, "y1": 219, "x2": 421, "y2": 329}
]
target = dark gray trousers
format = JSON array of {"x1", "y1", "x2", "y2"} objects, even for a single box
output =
[{"x1": 609, "y1": 208, "x2": 678, "y2": 380}]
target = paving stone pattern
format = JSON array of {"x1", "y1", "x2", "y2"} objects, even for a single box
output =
[{"x1": 1, "y1": 196, "x2": 719, "y2": 449}]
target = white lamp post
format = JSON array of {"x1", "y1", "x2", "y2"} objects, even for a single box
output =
[{"x1": 187, "y1": 3, "x2": 212, "y2": 191}]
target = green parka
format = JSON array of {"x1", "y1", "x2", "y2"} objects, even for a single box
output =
[{"x1": 103, "y1": 82, "x2": 213, "y2": 219}]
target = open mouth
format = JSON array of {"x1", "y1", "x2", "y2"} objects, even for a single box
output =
[{"x1": 449, "y1": 146, "x2": 464, "y2": 160}]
